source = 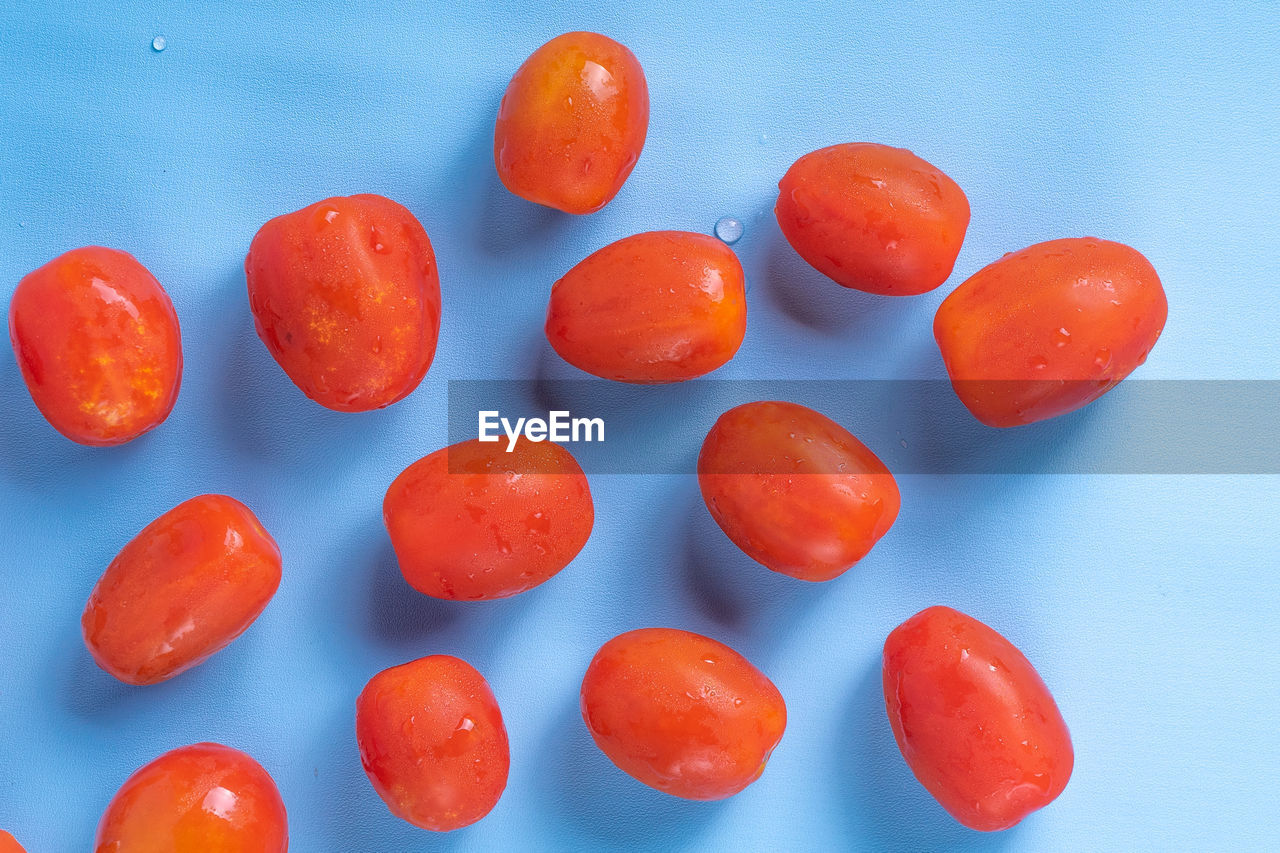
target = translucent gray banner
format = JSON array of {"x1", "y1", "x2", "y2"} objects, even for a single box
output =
[{"x1": 446, "y1": 380, "x2": 1280, "y2": 475}]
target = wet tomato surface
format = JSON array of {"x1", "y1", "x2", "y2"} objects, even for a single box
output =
[
  {"x1": 495, "y1": 31, "x2": 648, "y2": 214},
  {"x1": 356, "y1": 655, "x2": 510, "y2": 832},
  {"x1": 8, "y1": 246, "x2": 182, "y2": 445},
  {"x1": 934, "y1": 237, "x2": 1167, "y2": 426},
  {"x1": 883, "y1": 606, "x2": 1074, "y2": 831},
  {"x1": 94, "y1": 742, "x2": 288, "y2": 852},
  {"x1": 545, "y1": 230, "x2": 746, "y2": 382},
  {"x1": 245, "y1": 193, "x2": 441, "y2": 411},
  {"x1": 581, "y1": 628, "x2": 787, "y2": 800},
  {"x1": 383, "y1": 438, "x2": 593, "y2": 600},
  {"x1": 82, "y1": 494, "x2": 282, "y2": 686},
  {"x1": 698, "y1": 401, "x2": 900, "y2": 581},
  {"x1": 776, "y1": 143, "x2": 970, "y2": 295}
]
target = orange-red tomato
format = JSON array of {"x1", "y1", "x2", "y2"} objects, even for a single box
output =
[
  {"x1": 545, "y1": 231, "x2": 746, "y2": 383},
  {"x1": 0, "y1": 831, "x2": 24, "y2": 852},
  {"x1": 698, "y1": 401, "x2": 900, "y2": 581},
  {"x1": 82, "y1": 494, "x2": 281, "y2": 686},
  {"x1": 94, "y1": 742, "x2": 288, "y2": 852},
  {"x1": 580, "y1": 628, "x2": 787, "y2": 800},
  {"x1": 775, "y1": 143, "x2": 970, "y2": 295},
  {"x1": 383, "y1": 438, "x2": 593, "y2": 600},
  {"x1": 495, "y1": 32, "x2": 648, "y2": 214},
  {"x1": 934, "y1": 238, "x2": 1167, "y2": 427},
  {"x1": 244, "y1": 194, "x2": 441, "y2": 412},
  {"x1": 883, "y1": 606, "x2": 1074, "y2": 832},
  {"x1": 8, "y1": 246, "x2": 182, "y2": 445},
  {"x1": 356, "y1": 655, "x2": 509, "y2": 832}
]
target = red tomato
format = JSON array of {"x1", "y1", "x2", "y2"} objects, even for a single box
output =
[
  {"x1": 0, "y1": 831, "x2": 25, "y2": 853},
  {"x1": 698, "y1": 401, "x2": 900, "y2": 581},
  {"x1": 82, "y1": 494, "x2": 282, "y2": 686},
  {"x1": 356, "y1": 655, "x2": 509, "y2": 831},
  {"x1": 383, "y1": 438, "x2": 593, "y2": 600},
  {"x1": 775, "y1": 143, "x2": 970, "y2": 295},
  {"x1": 8, "y1": 246, "x2": 182, "y2": 445},
  {"x1": 882, "y1": 606, "x2": 1074, "y2": 831},
  {"x1": 580, "y1": 628, "x2": 787, "y2": 800},
  {"x1": 934, "y1": 238, "x2": 1167, "y2": 427},
  {"x1": 94, "y1": 742, "x2": 288, "y2": 852},
  {"x1": 545, "y1": 231, "x2": 746, "y2": 382},
  {"x1": 244, "y1": 194, "x2": 441, "y2": 412},
  {"x1": 495, "y1": 32, "x2": 649, "y2": 214}
]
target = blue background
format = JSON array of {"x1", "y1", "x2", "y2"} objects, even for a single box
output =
[{"x1": 2, "y1": 1, "x2": 1278, "y2": 850}]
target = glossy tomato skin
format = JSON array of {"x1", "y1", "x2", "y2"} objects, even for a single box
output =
[
  {"x1": 546, "y1": 231, "x2": 746, "y2": 383},
  {"x1": 581, "y1": 628, "x2": 787, "y2": 800},
  {"x1": 934, "y1": 238, "x2": 1167, "y2": 427},
  {"x1": 384, "y1": 438, "x2": 593, "y2": 600},
  {"x1": 356, "y1": 655, "x2": 509, "y2": 831},
  {"x1": 883, "y1": 606, "x2": 1074, "y2": 832},
  {"x1": 82, "y1": 494, "x2": 282, "y2": 686},
  {"x1": 0, "y1": 830, "x2": 25, "y2": 852},
  {"x1": 776, "y1": 143, "x2": 970, "y2": 295},
  {"x1": 245, "y1": 194, "x2": 441, "y2": 412},
  {"x1": 698, "y1": 401, "x2": 899, "y2": 581},
  {"x1": 495, "y1": 32, "x2": 648, "y2": 214},
  {"x1": 94, "y1": 742, "x2": 288, "y2": 852},
  {"x1": 8, "y1": 246, "x2": 182, "y2": 445}
]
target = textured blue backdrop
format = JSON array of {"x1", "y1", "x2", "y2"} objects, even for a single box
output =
[{"x1": 2, "y1": 1, "x2": 1278, "y2": 850}]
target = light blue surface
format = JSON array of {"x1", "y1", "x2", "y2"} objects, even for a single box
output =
[{"x1": 2, "y1": 1, "x2": 1278, "y2": 850}]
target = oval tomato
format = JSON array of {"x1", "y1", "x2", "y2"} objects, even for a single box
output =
[
  {"x1": 698, "y1": 401, "x2": 899, "y2": 581},
  {"x1": 934, "y1": 237, "x2": 1167, "y2": 427},
  {"x1": 356, "y1": 655, "x2": 509, "y2": 832},
  {"x1": 384, "y1": 438, "x2": 593, "y2": 600},
  {"x1": 495, "y1": 31, "x2": 648, "y2": 214},
  {"x1": 775, "y1": 143, "x2": 970, "y2": 295},
  {"x1": 94, "y1": 742, "x2": 288, "y2": 852},
  {"x1": 545, "y1": 231, "x2": 746, "y2": 382},
  {"x1": 8, "y1": 246, "x2": 182, "y2": 445},
  {"x1": 82, "y1": 494, "x2": 282, "y2": 685},
  {"x1": 882, "y1": 606, "x2": 1074, "y2": 831},
  {"x1": 0, "y1": 831, "x2": 24, "y2": 853},
  {"x1": 580, "y1": 628, "x2": 786, "y2": 800},
  {"x1": 244, "y1": 194, "x2": 441, "y2": 411}
]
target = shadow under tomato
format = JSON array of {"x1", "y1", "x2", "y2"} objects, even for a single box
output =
[
  {"x1": 211, "y1": 268, "x2": 410, "y2": 473},
  {"x1": 307, "y1": 698, "x2": 472, "y2": 851},
  {"x1": 681, "y1": 495, "x2": 828, "y2": 652},
  {"x1": 761, "y1": 225, "x2": 918, "y2": 338},
  {"x1": 535, "y1": 694, "x2": 723, "y2": 852},
  {"x1": 363, "y1": 538, "x2": 468, "y2": 650},
  {"x1": 839, "y1": 655, "x2": 1021, "y2": 852}
]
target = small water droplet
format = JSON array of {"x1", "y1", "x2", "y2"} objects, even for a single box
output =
[
  {"x1": 152, "y1": 36, "x2": 167, "y2": 52},
  {"x1": 1028, "y1": 355, "x2": 1049, "y2": 370},
  {"x1": 1054, "y1": 327, "x2": 1071, "y2": 347},
  {"x1": 714, "y1": 216, "x2": 743, "y2": 244},
  {"x1": 899, "y1": 438, "x2": 908, "y2": 449},
  {"x1": 1094, "y1": 348, "x2": 1112, "y2": 369}
]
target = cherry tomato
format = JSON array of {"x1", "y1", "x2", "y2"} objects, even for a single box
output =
[
  {"x1": 0, "y1": 831, "x2": 25, "y2": 852},
  {"x1": 94, "y1": 742, "x2": 288, "y2": 851},
  {"x1": 244, "y1": 194, "x2": 441, "y2": 412},
  {"x1": 8, "y1": 246, "x2": 182, "y2": 445},
  {"x1": 882, "y1": 606, "x2": 1074, "y2": 831},
  {"x1": 495, "y1": 32, "x2": 649, "y2": 214},
  {"x1": 698, "y1": 401, "x2": 899, "y2": 581},
  {"x1": 775, "y1": 143, "x2": 970, "y2": 295},
  {"x1": 545, "y1": 231, "x2": 746, "y2": 382},
  {"x1": 383, "y1": 438, "x2": 592, "y2": 600},
  {"x1": 934, "y1": 238, "x2": 1167, "y2": 427},
  {"x1": 356, "y1": 655, "x2": 509, "y2": 831},
  {"x1": 580, "y1": 628, "x2": 786, "y2": 800},
  {"x1": 82, "y1": 494, "x2": 281, "y2": 686}
]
